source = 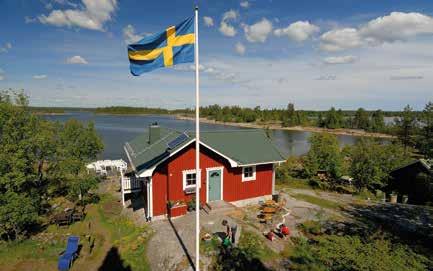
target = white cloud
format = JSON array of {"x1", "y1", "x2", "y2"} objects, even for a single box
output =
[
  {"x1": 219, "y1": 21, "x2": 237, "y2": 37},
  {"x1": 222, "y1": 10, "x2": 238, "y2": 21},
  {"x1": 33, "y1": 75, "x2": 48, "y2": 79},
  {"x1": 320, "y1": 12, "x2": 433, "y2": 51},
  {"x1": 359, "y1": 12, "x2": 433, "y2": 43},
  {"x1": 219, "y1": 10, "x2": 238, "y2": 37},
  {"x1": 38, "y1": 0, "x2": 117, "y2": 31},
  {"x1": 243, "y1": 18, "x2": 273, "y2": 43},
  {"x1": 274, "y1": 21, "x2": 319, "y2": 42},
  {"x1": 123, "y1": 24, "x2": 143, "y2": 44},
  {"x1": 66, "y1": 55, "x2": 88, "y2": 64},
  {"x1": 323, "y1": 55, "x2": 357, "y2": 64},
  {"x1": 320, "y1": 28, "x2": 362, "y2": 51},
  {"x1": 203, "y1": 16, "x2": 214, "y2": 27},
  {"x1": 235, "y1": 42, "x2": 246, "y2": 55},
  {"x1": 0, "y1": 42, "x2": 12, "y2": 53},
  {"x1": 240, "y1": 1, "x2": 249, "y2": 8}
]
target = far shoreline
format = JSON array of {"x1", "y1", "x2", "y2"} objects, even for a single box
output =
[{"x1": 176, "y1": 115, "x2": 395, "y2": 139}]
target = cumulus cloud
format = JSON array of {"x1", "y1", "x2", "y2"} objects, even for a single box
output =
[
  {"x1": 0, "y1": 42, "x2": 12, "y2": 53},
  {"x1": 66, "y1": 55, "x2": 88, "y2": 64},
  {"x1": 33, "y1": 74, "x2": 48, "y2": 79},
  {"x1": 323, "y1": 55, "x2": 357, "y2": 64},
  {"x1": 203, "y1": 16, "x2": 214, "y2": 27},
  {"x1": 274, "y1": 21, "x2": 319, "y2": 42},
  {"x1": 235, "y1": 42, "x2": 246, "y2": 55},
  {"x1": 219, "y1": 22, "x2": 236, "y2": 37},
  {"x1": 123, "y1": 24, "x2": 143, "y2": 44},
  {"x1": 240, "y1": 1, "x2": 249, "y2": 8},
  {"x1": 243, "y1": 18, "x2": 273, "y2": 43},
  {"x1": 38, "y1": 0, "x2": 117, "y2": 31},
  {"x1": 320, "y1": 12, "x2": 433, "y2": 51},
  {"x1": 320, "y1": 28, "x2": 362, "y2": 51},
  {"x1": 219, "y1": 10, "x2": 238, "y2": 37}
]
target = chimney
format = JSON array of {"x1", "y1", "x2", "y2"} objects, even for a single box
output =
[{"x1": 149, "y1": 122, "x2": 160, "y2": 144}]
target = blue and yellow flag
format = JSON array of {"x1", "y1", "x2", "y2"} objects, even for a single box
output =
[{"x1": 127, "y1": 17, "x2": 195, "y2": 75}]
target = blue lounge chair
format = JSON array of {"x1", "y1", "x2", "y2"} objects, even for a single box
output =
[{"x1": 58, "y1": 236, "x2": 79, "y2": 271}]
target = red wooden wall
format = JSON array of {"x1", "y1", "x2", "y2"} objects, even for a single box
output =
[{"x1": 151, "y1": 143, "x2": 273, "y2": 216}]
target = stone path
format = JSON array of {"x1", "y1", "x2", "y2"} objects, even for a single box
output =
[{"x1": 146, "y1": 202, "x2": 241, "y2": 271}]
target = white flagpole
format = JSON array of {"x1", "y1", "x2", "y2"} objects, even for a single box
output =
[{"x1": 194, "y1": 6, "x2": 200, "y2": 271}]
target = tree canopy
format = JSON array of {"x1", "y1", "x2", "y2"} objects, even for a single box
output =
[{"x1": 0, "y1": 91, "x2": 103, "y2": 240}]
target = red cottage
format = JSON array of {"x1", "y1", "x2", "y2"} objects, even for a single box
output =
[{"x1": 122, "y1": 124, "x2": 286, "y2": 220}]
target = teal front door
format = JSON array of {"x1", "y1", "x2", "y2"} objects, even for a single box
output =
[{"x1": 208, "y1": 169, "x2": 222, "y2": 202}]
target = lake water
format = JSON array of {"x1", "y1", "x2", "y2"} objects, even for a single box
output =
[{"x1": 44, "y1": 112, "x2": 361, "y2": 160}]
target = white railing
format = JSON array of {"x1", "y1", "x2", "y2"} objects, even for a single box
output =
[{"x1": 122, "y1": 176, "x2": 141, "y2": 192}]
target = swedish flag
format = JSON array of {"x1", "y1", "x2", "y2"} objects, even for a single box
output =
[{"x1": 127, "y1": 17, "x2": 195, "y2": 75}]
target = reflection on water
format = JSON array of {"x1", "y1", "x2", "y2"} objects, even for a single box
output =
[{"x1": 44, "y1": 112, "x2": 361, "y2": 159}]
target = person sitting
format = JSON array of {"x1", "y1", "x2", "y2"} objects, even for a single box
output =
[{"x1": 280, "y1": 224, "x2": 290, "y2": 236}]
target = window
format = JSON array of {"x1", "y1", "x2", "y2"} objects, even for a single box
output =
[
  {"x1": 185, "y1": 173, "x2": 196, "y2": 187},
  {"x1": 183, "y1": 169, "x2": 201, "y2": 190},
  {"x1": 242, "y1": 166, "x2": 256, "y2": 181}
]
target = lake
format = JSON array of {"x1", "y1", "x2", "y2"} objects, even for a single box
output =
[{"x1": 44, "y1": 112, "x2": 361, "y2": 160}]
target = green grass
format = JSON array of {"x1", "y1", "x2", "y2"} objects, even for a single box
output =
[
  {"x1": 238, "y1": 230, "x2": 279, "y2": 261},
  {"x1": 0, "y1": 238, "x2": 64, "y2": 267},
  {"x1": 0, "y1": 191, "x2": 152, "y2": 271},
  {"x1": 291, "y1": 193, "x2": 342, "y2": 210},
  {"x1": 276, "y1": 178, "x2": 314, "y2": 190}
]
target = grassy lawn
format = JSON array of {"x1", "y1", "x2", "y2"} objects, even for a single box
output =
[
  {"x1": 291, "y1": 193, "x2": 342, "y2": 210},
  {"x1": 0, "y1": 188, "x2": 152, "y2": 271}
]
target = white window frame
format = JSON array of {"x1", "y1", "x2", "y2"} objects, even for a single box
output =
[
  {"x1": 182, "y1": 169, "x2": 201, "y2": 190},
  {"x1": 242, "y1": 166, "x2": 256, "y2": 182}
]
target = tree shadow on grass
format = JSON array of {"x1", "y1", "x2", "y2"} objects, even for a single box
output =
[
  {"x1": 342, "y1": 203, "x2": 433, "y2": 250},
  {"x1": 98, "y1": 247, "x2": 131, "y2": 271},
  {"x1": 216, "y1": 246, "x2": 270, "y2": 271}
]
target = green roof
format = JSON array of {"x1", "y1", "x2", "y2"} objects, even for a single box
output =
[{"x1": 124, "y1": 127, "x2": 286, "y2": 175}]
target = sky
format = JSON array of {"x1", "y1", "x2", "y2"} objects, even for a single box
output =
[{"x1": 1, "y1": 0, "x2": 433, "y2": 110}]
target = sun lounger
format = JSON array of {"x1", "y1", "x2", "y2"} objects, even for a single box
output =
[{"x1": 58, "y1": 236, "x2": 79, "y2": 271}]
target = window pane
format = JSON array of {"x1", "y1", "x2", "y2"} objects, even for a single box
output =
[
  {"x1": 186, "y1": 173, "x2": 196, "y2": 186},
  {"x1": 244, "y1": 167, "x2": 253, "y2": 177}
]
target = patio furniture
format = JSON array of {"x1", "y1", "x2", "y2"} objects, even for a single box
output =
[
  {"x1": 58, "y1": 236, "x2": 80, "y2": 271},
  {"x1": 71, "y1": 207, "x2": 85, "y2": 222},
  {"x1": 53, "y1": 212, "x2": 72, "y2": 227}
]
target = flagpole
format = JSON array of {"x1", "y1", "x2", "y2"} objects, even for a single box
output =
[{"x1": 194, "y1": 6, "x2": 200, "y2": 271}]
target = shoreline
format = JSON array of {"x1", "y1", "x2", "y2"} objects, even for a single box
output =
[{"x1": 176, "y1": 115, "x2": 395, "y2": 139}]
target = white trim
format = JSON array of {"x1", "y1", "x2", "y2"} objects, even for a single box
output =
[
  {"x1": 242, "y1": 165, "x2": 256, "y2": 182},
  {"x1": 199, "y1": 141, "x2": 238, "y2": 167},
  {"x1": 182, "y1": 169, "x2": 202, "y2": 190},
  {"x1": 149, "y1": 177, "x2": 153, "y2": 218},
  {"x1": 123, "y1": 145, "x2": 136, "y2": 171},
  {"x1": 238, "y1": 160, "x2": 286, "y2": 167},
  {"x1": 137, "y1": 139, "x2": 195, "y2": 178},
  {"x1": 206, "y1": 167, "x2": 224, "y2": 202}
]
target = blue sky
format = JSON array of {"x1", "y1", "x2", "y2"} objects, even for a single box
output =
[{"x1": 1, "y1": 0, "x2": 433, "y2": 110}]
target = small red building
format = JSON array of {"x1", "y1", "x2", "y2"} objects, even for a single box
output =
[{"x1": 123, "y1": 124, "x2": 285, "y2": 220}]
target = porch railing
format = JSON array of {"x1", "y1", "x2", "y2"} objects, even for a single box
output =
[{"x1": 122, "y1": 176, "x2": 141, "y2": 192}]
